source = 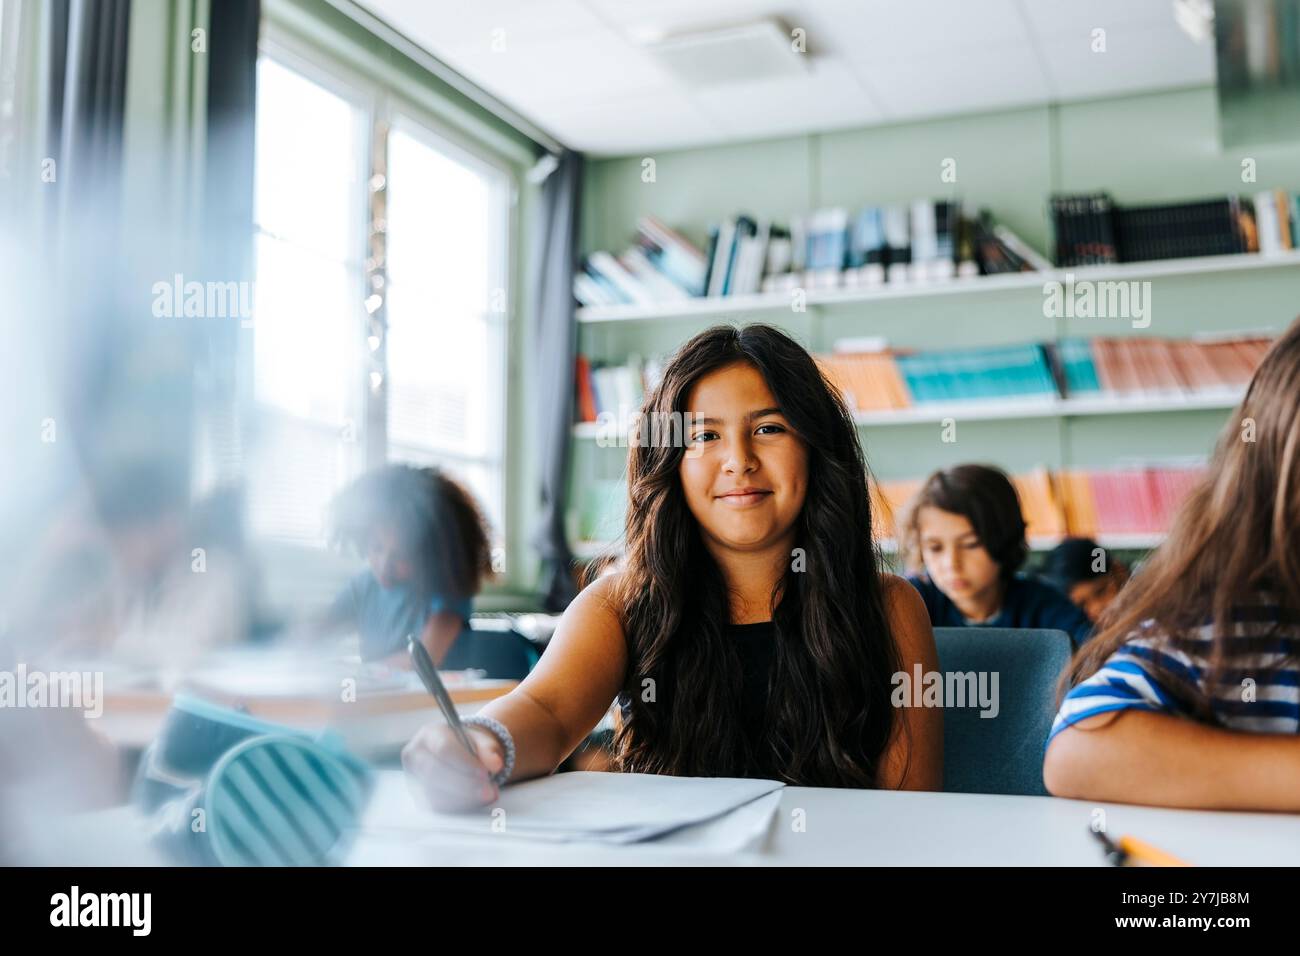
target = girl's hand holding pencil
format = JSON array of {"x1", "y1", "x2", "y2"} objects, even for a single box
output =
[{"x1": 402, "y1": 722, "x2": 505, "y2": 813}]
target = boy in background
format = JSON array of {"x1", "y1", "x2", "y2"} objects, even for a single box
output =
[{"x1": 1041, "y1": 537, "x2": 1130, "y2": 625}]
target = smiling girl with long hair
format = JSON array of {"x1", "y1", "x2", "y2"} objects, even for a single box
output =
[{"x1": 403, "y1": 324, "x2": 941, "y2": 809}]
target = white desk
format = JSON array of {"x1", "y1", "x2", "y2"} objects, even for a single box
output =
[
  {"x1": 36, "y1": 770, "x2": 1300, "y2": 866},
  {"x1": 343, "y1": 771, "x2": 1300, "y2": 866}
]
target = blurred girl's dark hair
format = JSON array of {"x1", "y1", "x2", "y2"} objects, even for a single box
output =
[{"x1": 329, "y1": 464, "x2": 493, "y2": 599}]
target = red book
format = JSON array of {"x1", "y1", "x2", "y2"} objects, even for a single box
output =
[
  {"x1": 1230, "y1": 338, "x2": 1270, "y2": 380},
  {"x1": 1141, "y1": 468, "x2": 1165, "y2": 533},
  {"x1": 1115, "y1": 468, "x2": 1146, "y2": 534},
  {"x1": 1151, "y1": 468, "x2": 1174, "y2": 531},
  {"x1": 1166, "y1": 468, "x2": 1203, "y2": 518},
  {"x1": 1089, "y1": 471, "x2": 1121, "y2": 534},
  {"x1": 575, "y1": 355, "x2": 598, "y2": 423},
  {"x1": 1092, "y1": 339, "x2": 1121, "y2": 394},
  {"x1": 1200, "y1": 341, "x2": 1254, "y2": 386},
  {"x1": 1171, "y1": 340, "x2": 1225, "y2": 391},
  {"x1": 1147, "y1": 338, "x2": 1188, "y2": 393}
]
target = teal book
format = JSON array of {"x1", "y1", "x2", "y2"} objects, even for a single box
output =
[
  {"x1": 896, "y1": 353, "x2": 933, "y2": 403},
  {"x1": 1031, "y1": 344, "x2": 1058, "y2": 395},
  {"x1": 993, "y1": 346, "x2": 1026, "y2": 397},
  {"x1": 965, "y1": 347, "x2": 999, "y2": 399},
  {"x1": 956, "y1": 348, "x2": 986, "y2": 399},
  {"x1": 999, "y1": 344, "x2": 1053, "y2": 397},
  {"x1": 987, "y1": 345, "x2": 1031, "y2": 397},
  {"x1": 940, "y1": 350, "x2": 960, "y2": 400},
  {"x1": 1058, "y1": 338, "x2": 1101, "y2": 395},
  {"x1": 995, "y1": 346, "x2": 1027, "y2": 398}
]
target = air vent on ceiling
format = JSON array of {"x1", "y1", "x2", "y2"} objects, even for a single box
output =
[{"x1": 641, "y1": 19, "x2": 809, "y2": 88}]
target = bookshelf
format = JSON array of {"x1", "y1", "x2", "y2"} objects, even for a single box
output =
[
  {"x1": 576, "y1": 250, "x2": 1300, "y2": 325},
  {"x1": 569, "y1": 87, "x2": 1300, "y2": 569}
]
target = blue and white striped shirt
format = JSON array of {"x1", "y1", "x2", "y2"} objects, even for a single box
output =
[{"x1": 1050, "y1": 601, "x2": 1300, "y2": 739}]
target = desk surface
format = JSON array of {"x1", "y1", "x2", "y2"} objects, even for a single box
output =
[
  {"x1": 41, "y1": 770, "x2": 1300, "y2": 867},
  {"x1": 94, "y1": 649, "x2": 516, "y2": 757},
  {"x1": 344, "y1": 771, "x2": 1300, "y2": 867}
]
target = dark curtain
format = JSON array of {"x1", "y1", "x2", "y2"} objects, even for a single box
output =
[
  {"x1": 205, "y1": 0, "x2": 260, "y2": 265},
  {"x1": 200, "y1": 0, "x2": 260, "y2": 495},
  {"x1": 43, "y1": 0, "x2": 261, "y2": 550},
  {"x1": 191, "y1": 0, "x2": 260, "y2": 619},
  {"x1": 529, "y1": 150, "x2": 584, "y2": 611},
  {"x1": 43, "y1": 0, "x2": 147, "y2": 513},
  {"x1": 48, "y1": 0, "x2": 131, "y2": 220}
]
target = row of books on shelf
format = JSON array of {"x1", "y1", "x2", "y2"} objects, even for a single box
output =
[
  {"x1": 814, "y1": 333, "x2": 1271, "y2": 412},
  {"x1": 575, "y1": 333, "x2": 1269, "y2": 423},
  {"x1": 574, "y1": 354, "x2": 662, "y2": 424},
  {"x1": 1049, "y1": 190, "x2": 1298, "y2": 266},
  {"x1": 575, "y1": 187, "x2": 1300, "y2": 311},
  {"x1": 573, "y1": 204, "x2": 1048, "y2": 308},
  {"x1": 872, "y1": 465, "x2": 1204, "y2": 541}
]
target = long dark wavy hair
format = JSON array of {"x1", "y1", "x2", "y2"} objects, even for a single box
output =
[{"x1": 610, "y1": 324, "x2": 903, "y2": 787}]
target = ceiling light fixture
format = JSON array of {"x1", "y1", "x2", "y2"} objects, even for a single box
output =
[
  {"x1": 1173, "y1": 0, "x2": 1215, "y2": 43},
  {"x1": 640, "y1": 19, "x2": 808, "y2": 88}
]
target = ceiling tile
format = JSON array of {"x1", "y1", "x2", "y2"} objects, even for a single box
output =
[
  {"x1": 1017, "y1": 0, "x2": 1181, "y2": 41},
  {"x1": 544, "y1": 90, "x2": 725, "y2": 155},
  {"x1": 800, "y1": 0, "x2": 1034, "y2": 63},
  {"x1": 441, "y1": 26, "x2": 676, "y2": 108},
  {"x1": 580, "y1": 0, "x2": 794, "y2": 39},
  {"x1": 1038, "y1": 24, "x2": 1216, "y2": 101},
  {"x1": 356, "y1": 0, "x2": 1219, "y2": 154},
  {"x1": 693, "y1": 58, "x2": 884, "y2": 141},
  {"x1": 856, "y1": 39, "x2": 1048, "y2": 121},
  {"x1": 365, "y1": 0, "x2": 604, "y2": 52}
]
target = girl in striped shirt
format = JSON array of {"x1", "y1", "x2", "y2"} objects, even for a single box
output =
[{"x1": 1044, "y1": 316, "x2": 1300, "y2": 811}]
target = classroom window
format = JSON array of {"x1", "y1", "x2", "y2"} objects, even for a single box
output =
[
  {"x1": 383, "y1": 118, "x2": 509, "y2": 537},
  {"x1": 250, "y1": 54, "x2": 369, "y2": 544},
  {"x1": 249, "y1": 50, "x2": 510, "y2": 548}
]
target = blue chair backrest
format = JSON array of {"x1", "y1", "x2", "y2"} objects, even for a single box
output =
[
  {"x1": 440, "y1": 626, "x2": 540, "y2": 681},
  {"x1": 932, "y1": 627, "x2": 1073, "y2": 797}
]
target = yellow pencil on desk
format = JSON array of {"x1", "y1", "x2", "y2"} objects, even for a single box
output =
[{"x1": 1092, "y1": 828, "x2": 1190, "y2": 867}]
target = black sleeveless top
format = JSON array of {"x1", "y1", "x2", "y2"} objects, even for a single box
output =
[
  {"x1": 617, "y1": 620, "x2": 781, "y2": 778},
  {"x1": 731, "y1": 620, "x2": 778, "y2": 751}
]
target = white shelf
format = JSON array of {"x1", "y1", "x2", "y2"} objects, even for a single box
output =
[
  {"x1": 572, "y1": 421, "x2": 608, "y2": 440},
  {"x1": 1085, "y1": 533, "x2": 1168, "y2": 550},
  {"x1": 849, "y1": 390, "x2": 1244, "y2": 426},
  {"x1": 573, "y1": 390, "x2": 1244, "y2": 438},
  {"x1": 572, "y1": 539, "x2": 618, "y2": 560},
  {"x1": 876, "y1": 533, "x2": 1165, "y2": 553},
  {"x1": 572, "y1": 532, "x2": 1165, "y2": 560},
  {"x1": 575, "y1": 250, "x2": 1300, "y2": 324}
]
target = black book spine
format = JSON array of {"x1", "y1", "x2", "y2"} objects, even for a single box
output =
[{"x1": 702, "y1": 225, "x2": 719, "y2": 297}]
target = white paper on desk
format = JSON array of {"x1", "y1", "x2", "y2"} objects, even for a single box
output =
[
  {"x1": 363, "y1": 770, "x2": 784, "y2": 848},
  {"x1": 653, "y1": 789, "x2": 782, "y2": 852}
]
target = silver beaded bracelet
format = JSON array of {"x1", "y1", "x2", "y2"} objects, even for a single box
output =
[{"x1": 461, "y1": 714, "x2": 515, "y2": 787}]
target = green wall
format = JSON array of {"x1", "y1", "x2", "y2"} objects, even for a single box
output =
[{"x1": 573, "y1": 86, "x2": 1300, "y2": 544}]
